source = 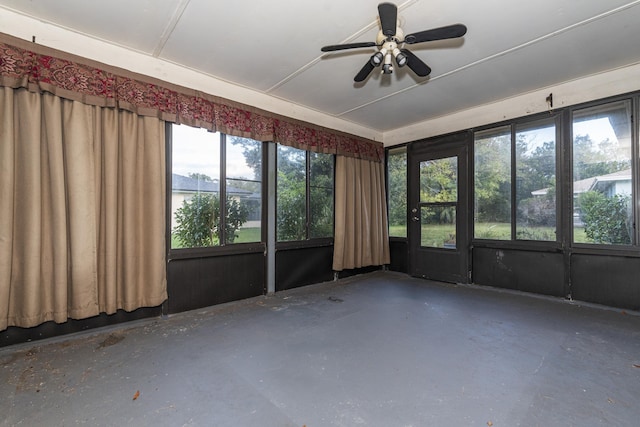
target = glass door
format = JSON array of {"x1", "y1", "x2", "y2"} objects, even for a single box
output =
[{"x1": 408, "y1": 135, "x2": 470, "y2": 283}]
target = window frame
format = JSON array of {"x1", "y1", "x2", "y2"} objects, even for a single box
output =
[
  {"x1": 386, "y1": 145, "x2": 408, "y2": 240},
  {"x1": 167, "y1": 124, "x2": 267, "y2": 259},
  {"x1": 471, "y1": 113, "x2": 563, "y2": 250},
  {"x1": 514, "y1": 117, "x2": 561, "y2": 243},
  {"x1": 473, "y1": 125, "x2": 512, "y2": 242},
  {"x1": 569, "y1": 97, "x2": 637, "y2": 251},
  {"x1": 385, "y1": 93, "x2": 640, "y2": 257},
  {"x1": 275, "y1": 144, "x2": 335, "y2": 249}
]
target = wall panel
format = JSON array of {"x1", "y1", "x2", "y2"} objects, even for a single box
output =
[
  {"x1": 389, "y1": 239, "x2": 408, "y2": 273},
  {"x1": 275, "y1": 246, "x2": 334, "y2": 292},
  {"x1": 473, "y1": 247, "x2": 565, "y2": 297},
  {"x1": 167, "y1": 253, "x2": 265, "y2": 314},
  {"x1": 571, "y1": 254, "x2": 640, "y2": 311}
]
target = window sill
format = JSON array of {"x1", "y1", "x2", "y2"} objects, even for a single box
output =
[
  {"x1": 276, "y1": 238, "x2": 334, "y2": 251},
  {"x1": 168, "y1": 242, "x2": 265, "y2": 260},
  {"x1": 471, "y1": 239, "x2": 562, "y2": 253},
  {"x1": 570, "y1": 244, "x2": 640, "y2": 258}
]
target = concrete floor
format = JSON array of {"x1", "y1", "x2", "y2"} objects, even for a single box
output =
[{"x1": 2, "y1": 271, "x2": 640, "y2": 427}]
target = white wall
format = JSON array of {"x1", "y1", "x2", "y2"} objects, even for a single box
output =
[{"x1": 384, "y1": 62, "x2": 640, "y2": 146}]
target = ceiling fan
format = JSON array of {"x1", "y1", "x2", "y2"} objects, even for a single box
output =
[{"x1": 321, "y1": 2, "x2": 467, "y2": 82}]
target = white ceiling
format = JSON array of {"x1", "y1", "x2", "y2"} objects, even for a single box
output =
[{"x1": 1, "y1": 0, "x2": 640, "y2": 141}]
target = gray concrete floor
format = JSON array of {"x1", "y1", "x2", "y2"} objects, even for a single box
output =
[{"x1": 2, "y1": 271, "x2": 640, "y2": 426}]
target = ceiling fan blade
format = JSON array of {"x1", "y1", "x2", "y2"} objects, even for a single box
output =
[
  {"x1": 354, "y1": 60, "x2": 376, "y2": 82},
  {"x1": 321, "y1": 42, "x2": 377, "y2": 52},
  {"x1": 404, "y1": 24, "x2": 467, "y2": 44},
  {"x1": 378, "y1": 2, "x2": 397, "y2": 37},
  {"x1": 401, "y1": 49, "x2": 431, "y2": 77}
]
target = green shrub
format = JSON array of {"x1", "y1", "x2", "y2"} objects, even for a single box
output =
[
  {"x1": 173, "y1": 193, "x2": 248, "y2": 247},
  {"x1": 579, "y1": 191, "x2": 631, "y2": 244}
]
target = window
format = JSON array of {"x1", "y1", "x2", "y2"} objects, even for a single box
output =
[
  {"x1": 277, "y1": 144, "x2": 334, "y2": 242},
  {"x1": 170, "y1": 124, "x2": 262, "y2": 249},
  {"x1": 226, "y1": 136, "x2": 263, "y2": 244},
  {"x1": 474, "y1": 127, "x2": 511, "y2": 240},
  {"x1": 572, "y1": 100, "x2": 633, "y2": 245},
  {"x1": 474, "y1": 119, "x2": 558, "y2": 242},
  {"x1": 420, "y1": 156, "x2": 457, "y2": 249},
  {"x1": 515, "y1": 120, "x2": 557, "y2": 241},
  {"x1": 309, "y1": 151, "x2": 334, "y2": 238},
  {"x1": 387, "y1": 147, "x2": 407, "y2": 237}
]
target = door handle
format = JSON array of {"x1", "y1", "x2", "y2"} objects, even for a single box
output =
[{"x1": 412, "y1": 216, "x2": 420, "y2": 222}]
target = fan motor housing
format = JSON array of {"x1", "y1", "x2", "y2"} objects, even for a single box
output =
[{"x1": 376, "y1": 27, "x2": 404, "y2": 47}]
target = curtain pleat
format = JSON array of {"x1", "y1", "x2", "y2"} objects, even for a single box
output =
[
  {"x1": 333, "y1": 155, "x2": 390, "y2": 271},
  {"x1": 0, "y1": 87, "x2": 167, "y2": 330},
  {"x1": 0, "y1": 87, "x2": 15, "y2": 328}
]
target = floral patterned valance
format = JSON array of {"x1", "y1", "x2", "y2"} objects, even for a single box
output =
[{"x1": 0, "y1": 33, "x2": 383, "y2": 162}]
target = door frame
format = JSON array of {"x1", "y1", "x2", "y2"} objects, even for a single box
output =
[{"x1": 407, "y1": 131, "x2": 472, "y2": 283}]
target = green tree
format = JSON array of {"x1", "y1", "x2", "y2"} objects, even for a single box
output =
[
  {"x1": 474, "y1": 134, "x2": 511, "y2": 223},
  {"x1": 419, "y1": 157, "x2": 457, "y2": 224},
  {"x1": 516, "y1": 138, "x2": 555, "y2": 204},
  {"x1": 387, "y1": 151, "x2": 407, "y2": 229},
  {"x1": 420, "y1": 158, "x2": 457, "y2": 203},
  {"x1": 229, "y1": 136, "x2": 262, "y2": 180},
  {"x1": 276, "y1": 146, "x2": 334, "y2": 241},
  {"x1": 173, "y1": 193, "x2": 248, "y2": 247},
  {"x1": 579, "y1": 191, "x2": 631, "y2": 244},
  {"x1": 277, "y1": 169, "x2": 306, "y2": 241},
  {"x1": 573, "y1": 135, "x2": 629, "y2": 180},
  {"x1": 309, "y1": 152, "x2": 334, "y2": 238},
  {"x1": 515, "y1": 135, "x2": 556, "y2": 228},
  {"x1": 227, "y1": 140, "x2": 334, "y2": 241},
  {"x1": 277, "y1": 145, "x2": 306, "y2": 241}
]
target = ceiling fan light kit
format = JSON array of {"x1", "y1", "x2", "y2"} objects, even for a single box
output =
[{"x1": 321, "y1": 2, "x2": 467, "y2": 83}]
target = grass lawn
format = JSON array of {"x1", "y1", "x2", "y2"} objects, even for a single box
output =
[
  {"x1": 234, "y1": 227, "x2": 261, "y2": 243},
  {"x1": 171, "y1": 224, "x2": 590, "y2": 249},
  {"x1": 390, "y1": 222, "x2": 590, "y2": 243},
  {"x1": 421, "y1": 224, "x2": 457, "y2": 248},
  {"x1": 389, "y1": 225, "x2": 407, "y2": 238},
  {"x1": 390, "y1": 223, "x2": 511, "y2": 243},
  {"x1": 573, "y1": 227, "x2": 588, "y2": 243},
  {"x1": 170, "y1": 227, "x2": 261, "y2": 249}
]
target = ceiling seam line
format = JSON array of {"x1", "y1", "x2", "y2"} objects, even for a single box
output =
[
  {"x1": 336, "y1": 0, "x2": 640, "y2": 117},
  {"x1": 266, "y1": 21, "x2": 379, "y2": 93},
  {"x1": 266, "y1": 57, "x2": 325, "y2": 93},
  {"x1": 152, "y1": 0, "x2": 191, "y2": 57}
]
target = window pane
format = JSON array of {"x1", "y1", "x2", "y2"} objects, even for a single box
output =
[
  {"x1": 171, "y1": 125, "x2": 221, "y2": 248},
  {"x1": 474, "y1": 127, "x2": 511, "y2": 240},
  {"x1": 420, "y1": 157, "x2": 457, "y2": 202},
  {"x1": 421, "y1": 205, "x2": 457, "y2": 249},
  {"x1": 387, "y1": 147, "x2": 407, "y2": 237},
  {"x1": 572, "y1": 100, "x2": 633, "y2": 245},
  {"x1": 309, "y1": 152, "x2": 334, "y2": 239},
  {"x1": 226, "y1": 136, "x2": 262, "y2": 244},
  {"x1": 277, "y1": 145, "x2": 306, "y2": 241},
  {"x1": 419, "y1": 156, "x2": 457, "y2": 249},
  {"x1": 515, "y1": 121, "x2": 557, "y2": 241}
]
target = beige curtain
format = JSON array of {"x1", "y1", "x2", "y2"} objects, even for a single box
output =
[
  {"x1": 0, "y1": 87, "x2": 167, "y2": 330},
  {"x1": 333, "y1": 155, "x2": 390, "y2": 271}
]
